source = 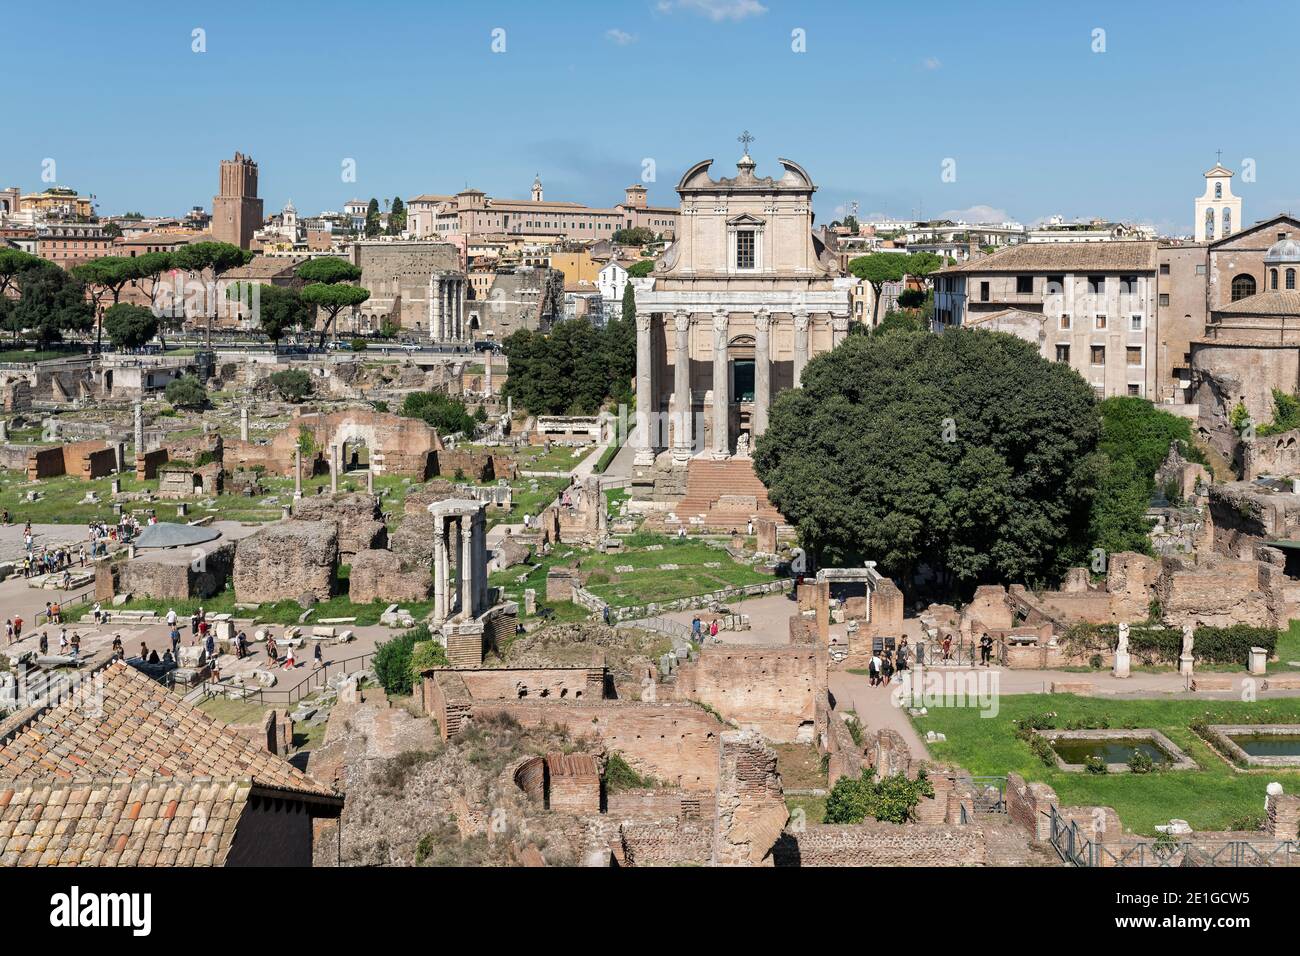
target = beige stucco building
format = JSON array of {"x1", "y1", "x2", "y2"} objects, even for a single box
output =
[{"x1": 630, "y1": 150, "x2": 852, "y2": 489}]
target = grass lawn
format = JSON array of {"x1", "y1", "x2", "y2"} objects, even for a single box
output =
[
  {"x1": 0, "y1": 348, "x2": 76, "y2": 363},
  {"x1": 197, "y1": 695, "x2": 269, "y2": 725},
  {"x1": 490, "y1": 533, "x2": 770, "y2": 616},
  {"x1": 785, "y1": 795, "x2": 827, "y2": 826},
  {"x1": 913, "y1": 693, "x2": 1300, "y2": 835},
  {"x1": 773, "y1": 742, "x2": 829, "y2": 791}
]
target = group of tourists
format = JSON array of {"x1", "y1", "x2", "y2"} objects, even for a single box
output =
[
  {"x1": 867, "y1": 636, "x2": 918, "y2": 687},
  {"x1": 690, "y1": 616, "x2": 720, "y2": 643}
]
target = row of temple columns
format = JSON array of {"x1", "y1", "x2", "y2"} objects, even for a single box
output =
[
  {"x1": 637, "y1": 309, "x2": 850, "y2": 462},
  {"x1": 429, "y1": 274, "x2": 467, "y2": 342},
  {"x1": 431, "y1": 502, "x2": 488, "y2": 623}
]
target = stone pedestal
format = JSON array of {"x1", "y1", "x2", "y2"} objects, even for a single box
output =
[
  {"x1": 1113, "y1": 650, "x2": 1131, "y2": 679},
  {"x1": 1249, "y1": 646, "x2": 1268, "y2": 676},
  {"x1": 1179, "y1": 654, "x2": 1194, "y2": 678}
]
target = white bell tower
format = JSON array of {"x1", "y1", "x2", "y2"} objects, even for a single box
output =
[
  {"x1": 531, "y1": 174, "x2": 543, "y2": 203},
  {"x1": 1194, "y1": 158, "x2": 1242, "y2": 243}
]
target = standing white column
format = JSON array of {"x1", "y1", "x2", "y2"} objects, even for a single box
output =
[
  {"x1": 460, "y1": 517, "x2": 475, "y2": 618},
  {"x1": 293, "y1": 446, "x2": 303, "y2": 499},
  {"x1": 634, "y1": 312, "x2": 655, "y2": 466},
  {"x1": 433, "y1": 516, "x2": 447, "y2": 621},
  {"x1": 793, "y1": 311, "x2": 810, "y2": 388},
  {"x1": 673, "y1": 310, "x2": 692, "y2": 461},
  {"x1": 133, "y1": 401, "x2": 144, "y2": 454},
  {"x1": 475, "y1": 515, "x2": 488, "y2": 611},
  {"x1": 711, "y1": 311, "x2": 730, "y2": 458},
  {"x1": 240, "y1": 406, "x2": 249, "y2": 442},
  {"x1": 484, "y1": 355, "x2": 493, "y2": 396},
  {"x1": 754, "y1": 310, "x2": 771, "y2": 438}
]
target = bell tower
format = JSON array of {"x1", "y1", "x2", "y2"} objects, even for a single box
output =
[{"x1": 1195, "y1": 157, "x2": 1242, "y2": 243}]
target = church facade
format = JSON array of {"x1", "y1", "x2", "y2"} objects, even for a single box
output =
[{"x1": 630, "y1": 149, "x2": 852, "y2": 498}]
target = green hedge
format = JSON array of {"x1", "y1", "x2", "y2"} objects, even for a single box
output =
[{"x1": 1097, "y1": 623, "x2": 1277, "y2": 664}]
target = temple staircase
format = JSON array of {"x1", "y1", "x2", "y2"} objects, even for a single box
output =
[{"x1": 672, "y1": 457, "x2": 789, "y2": 531}]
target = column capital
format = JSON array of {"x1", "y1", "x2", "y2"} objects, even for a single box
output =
[
  {"x1": 635, "y1": 312, "x2": 653, "y2": 333},
  {"x1": 674, "y1": 310, "x2": 691, "y2": 332},
  {"x1": 712, "y1": 310, "x2": 730, "y2": 334},
  {"x1": 831, "y1": 315, "x2": 850, "y2": 332},
  {"x1": 754, "y1": 309, "x2": 772, "y2": 332},
  {"x1": 793, "y1": 311, "x2": 810, "y2": 332}
]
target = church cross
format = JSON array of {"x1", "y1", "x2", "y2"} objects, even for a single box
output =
[
  {"x1": 738, "y1": 130, "x2": 754, "y2": 154},
  {"x1": 1216, "y1": 149, "x2": 1223, "y2": 164}
]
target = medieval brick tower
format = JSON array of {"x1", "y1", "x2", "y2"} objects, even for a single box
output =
[{"x1": 212, "y1": 152, "x2": 263, "y2": 249}]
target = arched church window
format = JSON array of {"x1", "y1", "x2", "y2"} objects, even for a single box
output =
[
  {"x1": 1231, "y1": 274, "x2": 1256, "y2": 301},
  {"x1": 1222, "y1": 207, "x2": 1232, "y2": 235},
  {"x1": 1288, "y1": 269, "x2": 1297, "y2": 290},
  {"x1": 1205, "y1": 208, "x2": 1215, "y2": 240},
  {"x1": 1271, "y1": 269, "x2": 1279, "y2": 290},
  {"x1": 1215, "y1": 181, "x2": 1222, "y2": 199}
]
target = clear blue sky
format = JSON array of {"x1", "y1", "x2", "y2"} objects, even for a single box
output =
[{"x1": 3, "y1": 0, "x2": 1294, "y2": 235}]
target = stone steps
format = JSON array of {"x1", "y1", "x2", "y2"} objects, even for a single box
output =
[{"x1": 673, "y1": 458, "x2": 785, "y2": 529}]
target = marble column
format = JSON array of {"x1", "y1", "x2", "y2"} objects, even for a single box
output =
[
  {"x1": 330, "y1": 443, "x2": 340, "y2": 493},
  {"x1": 754, "y1": 309, "x2": 771, "y2": 437},
  {"x1": 711, "y1": 311, "x2": 730, "y2": 458},
  {"x1": 634, "y1": 312, "x2": 655, "y2": 466},
  {"x1": 793, "y1": 311, "x2": 810, "y2": 388},
  {"x1": 484, "y1": 355, "x2": 493, "y2": 396},
  {"x1": 240, "y1": 406, "x2": 249, "y2": 442},
  {"x1": 672, "y1": 310, "x2": 692, "y2": 461},
  {"x1": 831, "y1": 315, "x2": 849, "y2": 348},
  {"x1": 293, "y1": 447, "x2": 302, "y2": 499},
  {"x1": 433, "y1": 515, "x2": 447, "y2": 621},
  {"x1": 476, "y1": 514, "x2": 489, "y2": 611},
  {"x1": 460, "y1": 517, "x2": 475, "y2": 618},
  {"x1": 133, "y1": 401, "x2": 144, "y2": 454}
]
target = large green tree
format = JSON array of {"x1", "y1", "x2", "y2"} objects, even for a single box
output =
[
  {"x1": 0, "y1": 249, "x2": 41, "y2": 298},
  {"x1": 364, "y1": 198, "x2": 381, "y2": 238},
  {"x1": 848, "y1": 253, "x2": 909, "y2": 325},
  {"x1": 501, "y1": 318, "x2": 632, "y2": 416},
  {"x1": 388, "y1": 197, "x2": 406, "y2": 235},
  {"x1": 101, "y1": 303, "x2": 159, "y2": 350},
  {"x1": 229, "y1": 282, "x2": 310, "y2": 348},
  {"x1": 402, "y1": 391, "x2": 475, "y2": 436},
  {"x1": 11, "y1": 261, "x2": 94, "y2": 348},
  {"x1": 171, "y1": 241, "x2": 253, "y2": 347},
  {"x1": 754, "y1": 327, "x2": 1102, "y2": 594},
  {"x1": 296, "y1": 258, "x2": 369, "y2": 346}
]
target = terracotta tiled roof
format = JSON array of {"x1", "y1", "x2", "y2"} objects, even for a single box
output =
[
  {"x1": 936, "y1": 241, "x2": 1157, "y2": 275},
  {"x1": 0, "y1": 776, "x2": 252, "y2": 867},
  {"x1": 1214, "y1": 290, "x2": 1300, "y2": 316},
  {"x1": 0, "y1": 662, "x2": 336, "y2": 797}
]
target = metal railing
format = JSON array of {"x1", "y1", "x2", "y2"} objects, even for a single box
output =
[
  {"x1": 968, "y1": 775, "x2": 1008, "y2": 814},
  {"x1": 197, "y1": 651, "x2": 374, "y2": 707},
  {"x1": 1048, "y1": 805, "x2": 1300, "y2": 867},
  {"x1": 34, "y1": 584, "x2": 98, "y2": 627}
]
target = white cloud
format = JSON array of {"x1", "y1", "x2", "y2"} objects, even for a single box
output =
[
  {"x1": 938, "y1": 204, "x2": 1011, "y2": 223},
  {"x1": 922, "y1": 56, "x2": 942, "y2": 70},
  {"x1": 656, "y1": 0, "x2": 768, "y2": 22},
  {"x1": 605, "y1": 28, "x2": 636, "y2": 45}
]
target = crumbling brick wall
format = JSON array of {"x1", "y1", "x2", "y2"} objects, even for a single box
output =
[
  {"x1": 714, "y1": 730, "x2": 789, "y2": 866},
  {"x1": 671, "y1": 645, "x2": 825, "y2": 744},
  {"x1": 774, "y1": 822, "x2": 987, "y2": 866},
  {"x1": 1006, "y1": 772, "x2": 1058, "y2": 843},
  {"x1": 472, "y1": 699, "x2": 725, "y2": 791}
]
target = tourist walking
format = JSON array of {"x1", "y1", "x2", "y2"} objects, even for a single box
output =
[
  {"x1": 868, "y1": 650, "x2": 882, "y2": 686},
  {"x1": 979, "y1": 632, "x2": 994, "y2": 667},
  {"x1": 691, "y1": 616, "x2": 702, "y2": 643},
  {"x1": 313, "y1": 642, "x2": 323, "y2": 670},
  {"x1": 941, "y1": 635, "x2": 952, "y2": 662},
  {"x1": 881, "y1": 649, "x2": 895, "y2": 685}
]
